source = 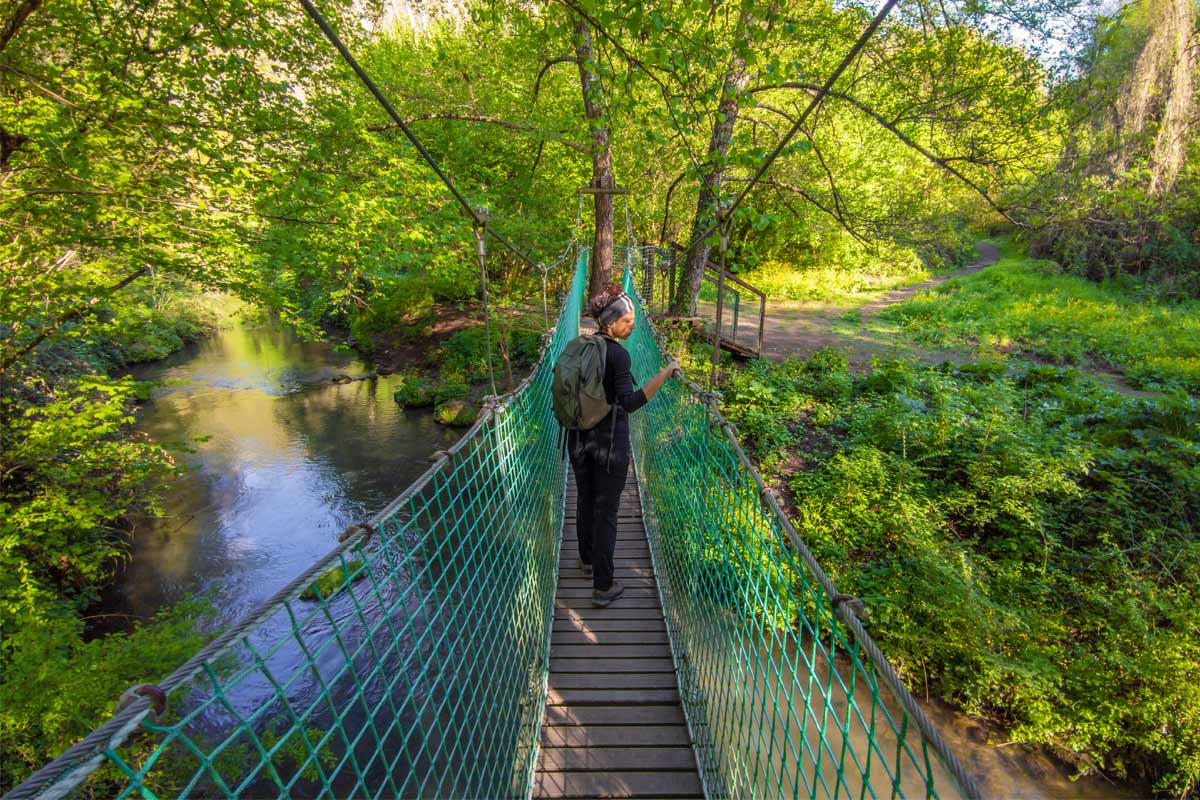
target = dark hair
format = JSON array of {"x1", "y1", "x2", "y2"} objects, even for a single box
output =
[{"x1": 588, "y1": 282, "x2": 625, "y2": 321}]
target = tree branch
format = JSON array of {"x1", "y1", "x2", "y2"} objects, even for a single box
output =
[
  {"x1": 368, "y1": 114, "x2": 589, "y2": 154},
  {"x1": 533, "y1": 55, "x2": 579, "y2": 102},
  {"x1": 749, "y1": 81, "x2": 1026, "y2": 225},
  {"x1": 1, "y1": 258, "x2": 148, "y2": 375},
  {"x1": 0, "y1": 0, "x2": 42, "y2": 55}
]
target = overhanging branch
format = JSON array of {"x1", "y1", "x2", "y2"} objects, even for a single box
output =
[{"x1": 748, "y1": 82, "x2": 1028, "y2": 224}]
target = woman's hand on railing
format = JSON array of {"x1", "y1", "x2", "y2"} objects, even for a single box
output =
[{"x1": 643, "y1": 359, "x2": 681, "y2": 402}]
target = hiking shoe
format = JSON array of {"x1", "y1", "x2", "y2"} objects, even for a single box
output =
[
  {"x1": 577, "y1": 558, "x2": 593, "y2": 578},
  {"x1": 592, "y1": 581, "x2": 625, "y2": 608}
]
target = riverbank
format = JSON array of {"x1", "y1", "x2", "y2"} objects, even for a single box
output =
[{"x1": 0, "y1": 289, "x2": 233, "y2": 792}]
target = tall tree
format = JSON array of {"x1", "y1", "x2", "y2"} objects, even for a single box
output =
[
  {"x1": 574, "y1": 16, "x2": 616, "y2": 298},
  {"x1": 670, "y1": 7, "x2": 755, "y2": 315}
]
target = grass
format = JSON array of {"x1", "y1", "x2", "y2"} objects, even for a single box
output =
[
  {"x1": 881, "y1": 240, "x2": 1200, "y2": 392},
  {"x1": 743, "y1": 259, "x2": 934, "y2": 304}
]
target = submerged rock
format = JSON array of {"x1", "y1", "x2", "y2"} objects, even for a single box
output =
[
  {"x1": 434, "y1": 399, "x2": 479, "y2": 427},
  {"x1": 300, "y1": 559, "x2": 366, "y2": 601}
]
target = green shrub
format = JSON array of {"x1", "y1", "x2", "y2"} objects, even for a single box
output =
[
  {"x1": 724, "y1": 353, "x2": 1200, "y2": 794},
  {"x1": 0, "y1": 376, "x2": 178, "y2": 626},
  {"x1": 439, "y1": 324, "x2": 542, "y2": 384},
  {"x1": 393, "y1": 373, "x2": 437, "y2": 407},
  {"x1": 0, "y1": 598, "x2": 211, "y2": 794}
]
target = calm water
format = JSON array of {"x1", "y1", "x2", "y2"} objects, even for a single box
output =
[{"x1": 106, "y1": 320, "x2": 459, "y2": 627}]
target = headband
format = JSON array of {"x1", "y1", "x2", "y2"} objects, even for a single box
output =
[{"x1": 596, "y1": 292, "x2": 634, "y2": 328}]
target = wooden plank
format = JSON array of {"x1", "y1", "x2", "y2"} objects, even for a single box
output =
[
  {"x1": 558, "y1": 558, "x2": 652, "y2": 569},
  {"x1": 538, "y1": 746, "x2": 697, "y2": 772},
  {"x1": 534, "y1": 771, "x2": 703, "y2": 798},
  {"x1": 543, "y1": 705, "x2": 686, "y2": 727},
  {"x1": 553, "y1": 630, "x2": 669, "y2": 645},
  {"x1": 552, "y1": 618, "x2": 665, "y2": 633},
  {"x1": 549, "y1": 672, "x2": 679, "y2": 689},
  {"x1": 542, "y1": 725, "x2": 690, "y2": 748},
  {"x1": 550, "y1": 644, "x2": 672, "y2": 659},
  {"x1": 551, "y1": 657, "x2": 675, "y2": 673},
  {"x1": 546, "y1": 688, "x2": 681, "y2": 706},
  {"x1": 556, "y1": 587, "x2": 658, "y2": 599},
  {"x1": 555, "y1": 606, "x2": 664, "y2": 620},
  {"x1": 560, "y1": 542, "x2": 649, "y2": 553},
  {"x1": 556, "y1": 596, "x2": 661, "y2": 610},
  {"x1": 557, "y1": 577, "x2": 657, "y2": 589}
]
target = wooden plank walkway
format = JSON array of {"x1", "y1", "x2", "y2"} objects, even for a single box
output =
[{"x1": 534, "y1": 468, "x2": 703, "y2": 799}]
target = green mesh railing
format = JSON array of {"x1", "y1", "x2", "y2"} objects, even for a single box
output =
[
  {"x1": 7, "y1": 250, "x2": 588, "y2": 800},
  {"x1": 618, "y1": 263, "x2": 980, "y2": 800}
]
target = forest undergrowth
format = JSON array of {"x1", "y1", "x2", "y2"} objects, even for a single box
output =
[{"x1": 664, "y1": 269, "x2": 1200, "y2": 795}]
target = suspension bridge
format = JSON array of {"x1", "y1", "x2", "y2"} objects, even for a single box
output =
[{"x1": 5, "y1": 0, "x2": 987, "y2": 795}]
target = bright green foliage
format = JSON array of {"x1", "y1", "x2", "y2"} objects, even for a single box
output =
[
  {"x1": 882, "y1": 245, "x2": 1200, "y2": 391},
  {"x1": 436, "y1": 324, "x2": 543, "y2": 386},
  {"x1": 722, "y1": 352, "x2": 1200, "y2": 795},
  {"x1": 0, "y1": 378, "x2": 178, "y2": 625},
  {"x1": 0, "y1": 373, "x2": 203, "y2": 794},
  {"x1": 0, "y1": 599, "x2": 211, "y2": 795},
  {"x1": 746, "y1": 255, "x2": 932, "y2": 303}
]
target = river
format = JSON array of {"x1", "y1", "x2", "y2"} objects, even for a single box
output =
[{"x1": 105, "y1": 318, "x2": 459, "y2": 627}]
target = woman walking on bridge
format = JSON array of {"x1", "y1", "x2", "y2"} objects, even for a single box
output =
[{"x1": 570, "y1": 283, "x2": 678, "y2": 608}]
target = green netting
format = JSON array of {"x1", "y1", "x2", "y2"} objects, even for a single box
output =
[
  {"x1": 618, "y1": 261, "x2": 979, "y2": 800},
  {"x1": 8, "y1": 251, "x2": 588, "y2": 800}
]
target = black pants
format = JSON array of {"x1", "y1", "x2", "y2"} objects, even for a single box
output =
[{"x1": 569, "y1": 449, "x2": 629, "y2": 592}]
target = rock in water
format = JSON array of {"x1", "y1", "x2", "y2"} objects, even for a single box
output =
[
  {"x1": 434, "y1": 399, "x2": 479, "y2": 427},
  {"x1": 393, "y1": 374, "x2": 436, "y2": 407}
]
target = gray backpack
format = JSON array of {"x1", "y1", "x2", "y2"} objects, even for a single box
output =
[{"x1": 551, "y1": 335, "x2": 611, "y2": 430}]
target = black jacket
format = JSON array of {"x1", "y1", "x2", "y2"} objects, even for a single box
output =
[{"x1": 568, "y1": 335, "x2": 647, "y2": 469}]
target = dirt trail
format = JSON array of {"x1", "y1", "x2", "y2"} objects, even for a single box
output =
[{"x1": 759, "y1": 242, "x2": 999, "y2": 369}]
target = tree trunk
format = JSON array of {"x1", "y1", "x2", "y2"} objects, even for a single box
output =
[
  {"x1": 574, "y1": 17, "x2": 615, "y2": 299},
  {"x1": 671, "y1": 15, "x2": 753, "y2": 315}
]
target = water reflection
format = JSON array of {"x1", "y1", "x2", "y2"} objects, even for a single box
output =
[{"x1": 108, "y1": 321, "x2": 459, "y2": 626}]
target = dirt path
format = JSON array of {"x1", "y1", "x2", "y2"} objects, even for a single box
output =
[{"x1": 759, "y1": 242, "x2": 999, "y2": 369}]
